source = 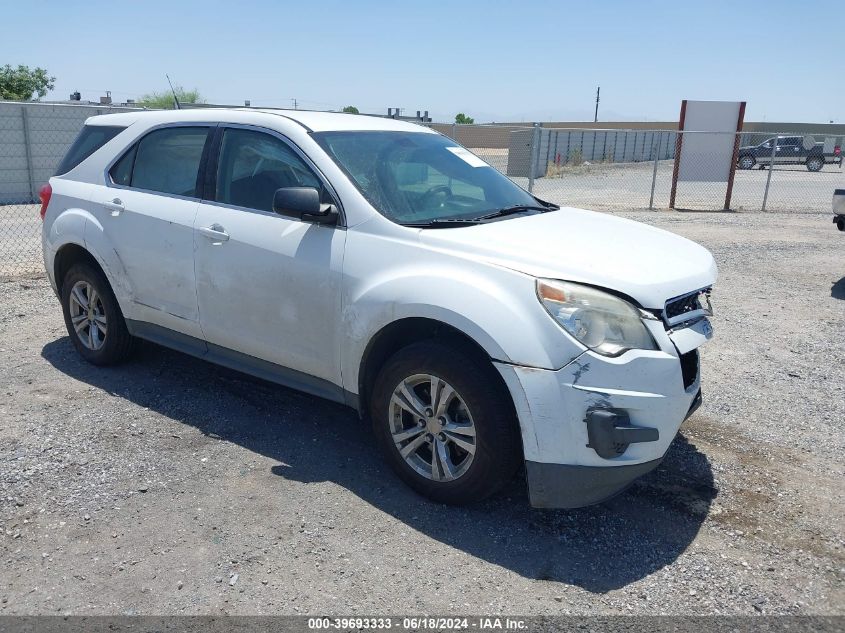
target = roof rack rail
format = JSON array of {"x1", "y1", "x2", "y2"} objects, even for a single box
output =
[{"x1": 178, "y1": 102, "x2": 326, "y2": 112}]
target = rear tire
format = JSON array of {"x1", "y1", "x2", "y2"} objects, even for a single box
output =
[
  {"x1": 737, "y1": 155, "x2": 755, "y2": 170},
  {"x1": 806, "y1": 157, "x2": 823, "y2": 172},
  {"x1": 837, "y1": 216, "x2": 845, "y2": 232},
  {"x1": 60, "y1": 262, "x2": 136, "y2": 365},
  {"x1": 370, "y1": 340, "x2": 522, "y2": 505}
]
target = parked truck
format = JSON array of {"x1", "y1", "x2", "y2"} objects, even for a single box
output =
[{"x1": 737, "y1": 135, "x2": 842, "y2": 172}]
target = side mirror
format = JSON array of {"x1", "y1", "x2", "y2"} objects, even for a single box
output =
[{"x1": 272, "y1": 187, "x2": 337, "y2": 225}]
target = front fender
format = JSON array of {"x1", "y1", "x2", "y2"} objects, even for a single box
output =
[{"x1": 340, "y1": 260, "x2": 584, "y2": 395}]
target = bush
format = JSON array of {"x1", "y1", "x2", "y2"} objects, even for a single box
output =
[{"x1": 138, "y1": 87, "x2": 204, "y2": 110}]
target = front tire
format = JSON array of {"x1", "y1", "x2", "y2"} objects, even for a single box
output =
[
  {"x1": 370, "y1": 340, "x2": 522, "y2": 505},
  {"x1": 806, "y1": 157, "x2": 823, "y2": 172},
  {"x1": 60, "y1": 262, "x2": 135, "y2": 365}
]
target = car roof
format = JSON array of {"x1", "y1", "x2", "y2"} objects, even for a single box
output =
[{"x1": 85, "y1": 107, "x2": 437, "y2": 134}]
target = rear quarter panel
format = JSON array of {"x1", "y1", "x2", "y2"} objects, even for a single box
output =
[{"x1": 43, "y1": 176, "x2": 133, "y2": 313}]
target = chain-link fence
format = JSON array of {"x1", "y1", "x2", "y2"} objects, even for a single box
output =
[
  {"x1": 1, "y1": 101, "x2": 139, "y2": 276},
  {"x1": 439, "y1": 124, "x2": 843, "y2": 213},
  {"x1": 2, "y1": 103, "x2": 843, "y2": 276}
]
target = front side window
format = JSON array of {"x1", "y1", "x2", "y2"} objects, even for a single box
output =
[
  {"x1": 215, "y1": 128, "x2": 324, "y2": 212},
  {"x1": 313, "y1": 131, "x2": 540, "y2": 225},
  {"x1": 116, "y1": 126, "x2": 209, "y2": 197}
]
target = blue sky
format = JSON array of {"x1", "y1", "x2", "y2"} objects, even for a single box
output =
[{"x1": 3, "y1": 0, "x2": 842, "y2": 123}]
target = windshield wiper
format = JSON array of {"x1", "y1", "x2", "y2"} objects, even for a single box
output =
[
  {"x1": 473, "y1": 204, "x2": 557, "y2": 221},
  {"x1": 401, "y1": 218, "x2": 483, "y2": 228},
  {"x1": 400, "y1": 202, "x2": 560, "y2": 228}
]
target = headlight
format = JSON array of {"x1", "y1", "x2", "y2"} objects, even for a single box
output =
[{"x1": 536, "y1": 279, "x2": 657, "y2": 356}]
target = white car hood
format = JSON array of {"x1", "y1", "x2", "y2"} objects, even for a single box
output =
[{"x1": 419, "y1": 207, "x2": 717, "y2": 309}]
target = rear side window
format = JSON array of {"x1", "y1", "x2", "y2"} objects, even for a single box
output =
[
  {"x1": 55, "y1": 125, "x2": 125, "y2": 175},
  {"x1": 112, "y1": 126, "x2": 209, "y2": 197}
]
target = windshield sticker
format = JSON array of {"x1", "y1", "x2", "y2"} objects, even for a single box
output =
[{"x1": 446, "y1": 146, "x2": 488, "y2": 168}]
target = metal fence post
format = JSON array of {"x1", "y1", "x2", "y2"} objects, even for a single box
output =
[
  {"x1": 528, "y1": 123, "x2": 540, "y2": 193},
  {"x1": 451, "y1": 122, "x2": 457, "y2": 141},
  {"x1": 20, "y1": 106, "x2": 36, "y2": 203},
  {"x1": 761, "y1": 136, "x2": 777, "y2": 211},
  {"x1": 649, "y1": 131, "x2": 661, "y2": 209}
]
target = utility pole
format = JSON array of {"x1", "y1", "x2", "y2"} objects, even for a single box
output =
[
  {"x1": 292, "y1": 98, "x2": 298, "y2": 110},
  {"x1": 594, "y1": 86, "x2": 600, "y2": 123}
]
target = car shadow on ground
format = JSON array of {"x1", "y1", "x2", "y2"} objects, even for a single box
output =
[
  {"x1": 42, "y1": 337, "x2": 717, "y2": 594},
  {"x1": 832, "y1": 277, "x2": 845, "y2": 300}
]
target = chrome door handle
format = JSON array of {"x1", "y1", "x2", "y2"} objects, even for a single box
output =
[
  {"x1": 103, "y1": 198, "x2": 124, "y2": 216},
  {"x1": 198, "y1": 224, "x2": 230, "y2": 242}
]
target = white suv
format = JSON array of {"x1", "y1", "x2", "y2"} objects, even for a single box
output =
[{"x1": 40, "y1": 109, "x2": 717, "y2": 508}]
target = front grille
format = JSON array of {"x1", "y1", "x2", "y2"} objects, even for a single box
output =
[
  {"x1": 680, "y1": 349, "x2": 699, "y2": 389},
  {"x1": 664, "y1": 287, "x2": 712, "y2": 327},
  {"x1": 666, "y1": 293, "x2": 701, "y2": 320}
]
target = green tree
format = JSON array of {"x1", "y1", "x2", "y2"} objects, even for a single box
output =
[
  {"x1": 342, "y1": 105, "x2": 359, "y2": 114},
  {"x1": 0, "y1": 65, "x2": 55, "y2": 101},
  {"x1": 454, "y1": 113, "x2": 474, "y2": 124},
  {"x1": 138, "y1": 86, "x2": 205, "y2": 109}
]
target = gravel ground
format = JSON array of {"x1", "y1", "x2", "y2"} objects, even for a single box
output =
[{"x1": 0, "y1": 210, "x2": 843, "y2": 616}]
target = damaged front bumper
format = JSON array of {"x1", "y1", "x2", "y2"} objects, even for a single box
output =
[
  {"x1": 525, "y1": 392, "x2": 700, "y2": 508},
  {"x1": 495, "y1": 320, "x2": 708, "y2": 509}
]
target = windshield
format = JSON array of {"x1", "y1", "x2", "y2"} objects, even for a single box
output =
[{"x1": 313, "y1": 131, "x2": 545, "y2": 225}]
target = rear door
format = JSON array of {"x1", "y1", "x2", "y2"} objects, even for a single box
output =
[
  {"x1": 193, "y1": 125, "x2": 346, "y2": 385},
  {"x1": 92, "y1": 124, "x2": 213, "y2": 337}
]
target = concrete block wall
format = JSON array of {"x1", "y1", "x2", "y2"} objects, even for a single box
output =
[
  {"x1": 0, "y1": 102, "x2": 140, "y2": 204},
  {"x1": 507, "y1": 128, "x2": 678, "y2": 178}
]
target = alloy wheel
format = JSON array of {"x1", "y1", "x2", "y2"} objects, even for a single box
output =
[
  {"x1": 68, "y1": 280, "x2": 108, "y2": 351},
  {"x1": 388, "y1": 373, "x2": 477, "y2": 482}
]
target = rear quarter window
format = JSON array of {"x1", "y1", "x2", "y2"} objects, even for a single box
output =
[
  {"x1": 55, "y1": 125, "x2": 125, "y2": 176},
  {"x1": 109, "y1": 143, "x2": 137, "y2": 186}
]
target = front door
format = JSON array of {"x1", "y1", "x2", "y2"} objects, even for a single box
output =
[{"x1": 193, "y1": 126, "x2": 345, "y2": 385}]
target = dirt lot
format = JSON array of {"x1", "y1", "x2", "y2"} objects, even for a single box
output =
[{"x1": 0, "y1": 211, "x2": 843, "y2": 616}]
